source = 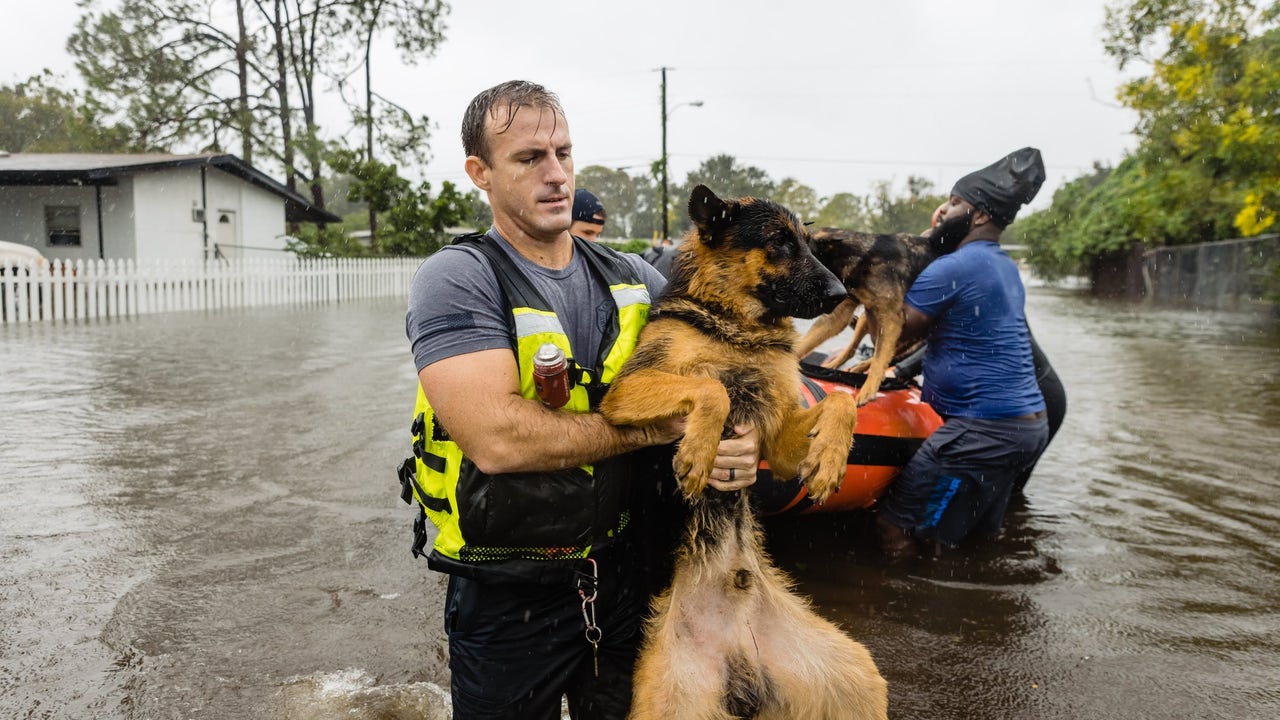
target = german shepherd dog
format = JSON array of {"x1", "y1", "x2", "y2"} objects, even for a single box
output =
[
  {"x1": 599, "y1": 186, "x2": 888, "y2": 720},
  {"x1": 794, "y1": 228, "x2": 941, "y2": 406}
]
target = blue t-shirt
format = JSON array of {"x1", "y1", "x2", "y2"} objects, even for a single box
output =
[{"x1": 904, "y1": 241, "x2": 1044, "y2": 419}]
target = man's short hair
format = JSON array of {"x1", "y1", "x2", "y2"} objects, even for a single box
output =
[{"x1": 461, "y1": 80, "x2": 565, "y2": 164}]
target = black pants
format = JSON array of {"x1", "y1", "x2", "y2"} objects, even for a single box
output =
[
  {"x1": 1014, "y1": 328, "x2": 1067, "y2": 493},
  {"x1": 879, "y1": 415, "x2": 1050, "y2": 545},
  {"x1": 443, "y1": 545, "x2": 648, "y2": 720}
]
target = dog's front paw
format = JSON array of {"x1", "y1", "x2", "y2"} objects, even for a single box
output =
[
  {"x1": 800, "y1": 432, "x2": 855, "y2": 503},
  {"x1": 672, "y1": 441, "x2": 716, "y2": 499},
  {"x1": 799, "y1": 393, "x2": 858, "y2": 502},
  {"x1": 855, "y1": 385, "x2": 879, "y2": 406}
]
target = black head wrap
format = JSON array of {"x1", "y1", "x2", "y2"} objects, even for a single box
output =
[{"x1": 951, "y1": 147, "x2": 1045, "y2": 228}]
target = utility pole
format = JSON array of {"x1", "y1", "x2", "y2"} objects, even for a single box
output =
[
  {"x1": 660, "y1": 66, "x2": 669, "y2": 241},
  {"x1": 657, "y1": 67, "x2": 701, "y2": 241}
]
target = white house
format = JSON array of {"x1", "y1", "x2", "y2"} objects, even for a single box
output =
[{"x1": 0, "y1": 153, "x2": 339, "y2": 263}]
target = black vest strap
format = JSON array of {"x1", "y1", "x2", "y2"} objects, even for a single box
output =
[
  {"x1": 451, "y1": 233, "x2": 540, "y2": 342},
  {"x1": 450, "y1": 232, "x2": 642, "y2": 379},
  {"x1": 573, "y1": 239, "x2": 628, "y2": 366}
]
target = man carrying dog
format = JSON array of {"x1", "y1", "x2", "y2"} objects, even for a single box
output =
[
  {"x1": 403, "y1": 80, "x2": 758, "y2": 720},
  {"x1": 876, "y1": 147, "x2": 1051, "y2": 557}
]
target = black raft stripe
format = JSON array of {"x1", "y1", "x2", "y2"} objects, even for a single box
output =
[
  {"x1": 749, "y1": 433, "x2": 926, "y2": 514},
  {"x1": 848, "y1": 433, "x2": 925, "y2": 467}
]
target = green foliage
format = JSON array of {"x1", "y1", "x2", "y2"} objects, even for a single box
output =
[
  {"x1": 678, "y1": 154, "x2": 777, "y2": 201},
  {"x1": 1103, "y1": 0, "x2": 1280, "y2": 240},
  {"x1": 286, "y1": 224, "x2": 371, "y2": 258},
  {"x1": 315, "y1": 149, "x2": 478, "y2": 256},
  {"x1": 1008, "y1": 163, "x2": 1117, "y2": 280},
  {"x1": 576, "y1": 165, "x2": 652, "y2": 239},
  {"x1": 861, "y1": 176, "x2": 947, "y2": 235},
  {"x1": 671, "y1": 154, "x2": 777, "y2": 235},
  {"x1": 600, "y1": 239, "x2": 652, "y2": 255},
  {"x1": 813, "y1": 192, "x2": 872, "y2": 230},
  {"x1": 0, "y1": 73, "x2": 141, "y2": 152},
  {"x1": 67, "y1": 0, "x2": 453, "y2": 206},
  {"x1": 774, "y1": 178, "x2": 823, "y2": 223},
  {"x1": 462, "y1": 191, "x2": 493, "y2": 229},
  {"x1": 69, "y1": 0, "x2": 254, "y2": 156},
  {"x1": 806, "y1": 177, "x2": 944, "y2": 235},
  {"x1": 586, "y1": 156, "x2": 953, "y2": 242},
  {"x1": 1018, "y1": 0, "x2": 1280, "y2": 280},
  {"x1": 337, "y1": 0, "x2": 449, "y2": 169}
]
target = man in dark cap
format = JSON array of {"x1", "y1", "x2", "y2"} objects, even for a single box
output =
[
  {"x1": 876, "y1": 147, "x2": 1052, "y2": 557},
  {"x1": 569, "y1": 187, "x2": 607, "y2": 241}
]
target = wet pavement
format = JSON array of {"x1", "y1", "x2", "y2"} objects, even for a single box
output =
[{"x1": 2, "y1": 289, "x2": 1278, "y2": 719}]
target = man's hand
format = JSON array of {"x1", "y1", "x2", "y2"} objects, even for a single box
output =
[
  {"x1": 920, "y1": 201, "x2": 948, "y2": 236},
  {"x1": 706, "y1": 424, "x2": 760, "y2": 492}
]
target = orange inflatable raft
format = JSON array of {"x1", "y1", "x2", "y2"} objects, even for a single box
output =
[{"x1": 751, "y1": 363, "x2": 942, "y2": 516}]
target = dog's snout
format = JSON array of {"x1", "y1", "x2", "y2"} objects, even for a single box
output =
[{"x1": 820, "y1": 272, "x2": 847, "y2": 313}]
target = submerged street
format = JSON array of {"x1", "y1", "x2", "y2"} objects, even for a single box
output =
[{"x1": 2, "y1": 288, "x2": 1278, "y2": 719}]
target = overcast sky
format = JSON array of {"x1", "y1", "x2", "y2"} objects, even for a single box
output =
[{"x1": 4, "y1": 0, "x2": 1139, "y2": 211}]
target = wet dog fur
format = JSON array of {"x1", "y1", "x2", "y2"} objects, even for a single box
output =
[
  {"x1": 599, "y1": 186, "x2": 888, "y2": 720},
  {"x1": 795, "y1": 228, "x2": 941, "y2": 405}
]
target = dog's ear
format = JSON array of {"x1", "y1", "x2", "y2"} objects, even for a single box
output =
[
  {"x1": 688, "y1": 185, "x2": 732, "y2": 247},
  {"x1": 808, "y1": 227, "x2": 845, "y2": 254}
]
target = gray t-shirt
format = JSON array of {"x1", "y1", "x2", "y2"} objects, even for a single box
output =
[{"x1": 406, "y1": 230, "x2": 667, "y2": 373}]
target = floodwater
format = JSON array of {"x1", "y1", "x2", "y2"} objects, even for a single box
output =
[{"x1": 1, "y1": 288, "x2": 1278, "y2": 719}]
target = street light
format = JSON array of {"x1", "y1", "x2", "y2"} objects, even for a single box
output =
[{"x1": 658, "y1": 66, "x2": 703, "y2": 241}]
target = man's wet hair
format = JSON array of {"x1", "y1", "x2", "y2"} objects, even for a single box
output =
[{"x1": 461, "y1": 80, "x2": 565, "y2": 164}]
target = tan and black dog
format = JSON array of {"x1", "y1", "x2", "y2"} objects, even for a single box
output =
[
  {"x1": 794, "y1": 228, "x2": 941, "y2": 406},
  {"x1": 600, "y1": 186, "x2": 888, "y2": 720}
]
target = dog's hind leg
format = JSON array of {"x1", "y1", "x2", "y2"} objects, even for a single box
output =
[
  {"x1": 794, "y1": 297, "x2": 856, "y2": 360},
  {"x1": 598, "y1": 369, "x2": 730, "y2": 498},
  {"x1": 629, "y1": 622, "x2": 742, "y2": 720},
  {"x1": 750, "y1": 575, "x2": 888, "y2": 720},
  {"x1": 820, "y1": 309, "x2": 871, "y2": 369},
  {"x1": 854, "y1": 298, "x2": 905, "y2": 406},
  {"x1": 631, "y1": 529, "x2": 773, "y2": 719}
]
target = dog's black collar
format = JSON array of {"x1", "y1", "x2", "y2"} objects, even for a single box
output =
[{"x1": 654, "y1": 302, "x2": 793, "y2": 353}]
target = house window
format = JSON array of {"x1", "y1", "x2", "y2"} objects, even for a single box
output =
[{"x1": 45, "y1": 205, "x2": 82, "y2": 247}]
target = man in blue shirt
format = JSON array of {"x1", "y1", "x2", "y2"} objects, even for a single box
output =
[{"x1": 877, "y1": 148, "x2": 1051, "y2": 557}]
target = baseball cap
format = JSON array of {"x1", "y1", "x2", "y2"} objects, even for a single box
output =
[{"x1": 572, "y1": 189, "x2": 606, "y2": 225}]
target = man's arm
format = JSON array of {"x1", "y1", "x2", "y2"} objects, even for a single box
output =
[
  {"x1": 421, "y1": 348, "x2": 680, "y2": 475},
  {"x1": 423, "y1": 349, "x2": 761, "y2": 489},
  {"x1": 898, "y1": 304, "x2": 935, "y2": 350}
]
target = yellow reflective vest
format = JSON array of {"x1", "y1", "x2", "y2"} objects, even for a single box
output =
[{"x1": 402, "y1": 233, "x2": 653, "y2": 583}]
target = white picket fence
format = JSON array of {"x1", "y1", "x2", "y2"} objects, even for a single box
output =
[{"x1": 1, "y1": 256, "x2": 425, "y2": 324}]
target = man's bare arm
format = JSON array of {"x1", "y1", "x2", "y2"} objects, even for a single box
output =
[
  {"x1": 420, "y1": 348, "x2": 681, "y2": 475},
  {"x1": 897, "y1": 304, "x2": 936, "y2": 351}
]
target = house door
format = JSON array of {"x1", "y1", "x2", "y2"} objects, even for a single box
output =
[{"x1": 213, "y1": 211, "x2": 239, "y2": 260}]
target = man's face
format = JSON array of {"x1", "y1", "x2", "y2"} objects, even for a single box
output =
[
  {"x1": 570, "y1": 219, "x2": 604, "y2": 242},
  {"x1": 472, "y1": 105, "x2": 574, "y2": 243},
  {"x1": 930, "y1": 195, "x2": 976, "y2": 254}
]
